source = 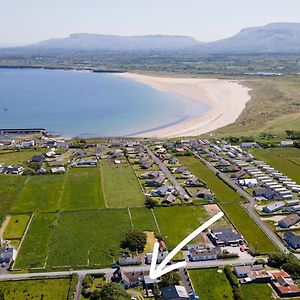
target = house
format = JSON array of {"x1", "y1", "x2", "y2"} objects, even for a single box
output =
[
  {"x1": 3, "y1": 166, "x2": 24, "y2": 175},
  {"x1": 77, "y1": 159, "x2": 97, "y2": 166},
  {"x1": 31, "y1": 155, "x2": 45, "y2": 163},
  {"x1": 151, "y1": 185, "x2": 173, "y2": 197},
  {"x1": 188, "y1": 247, "x2": 221, "y2": 261},
  {"x1": 118, "y1": 255, "x2": 142, "y2": 266},
  {"x1": 231, "y1": 170, "x2": 246, "y2": 179},
  {"x1": 240, "y1": 142, "x2": 259, "y2": 148},
  {"x1": 145, "y1": 250, "x2": 169, "y2": 264},
  {"x1": 284, "y1": 231, "x2": 300, "y2": 249},
  {"x1": 51, "y1": 167, "x2": 65, "y2": 174},
  {"x1": 112, "y1": 149, "x2": 124, "y2": 158},
  {"x1": 140, "y1": 171, "x2": 163, "y2": 179},
  {"x1": 239, "y1": 178, "x2": 259, "y2": 188},
  {"x1": 262, "y1": 202, "x2": 285, "y2": 214},
  {"x1": 162, "y1": 194, "x2": 176, "y2": 205},
  {"x1": 194, "y1": 188, "x2": 214, "y2": 200},
  {"x1": 112, "y1": 268, "x2": 151, "y2": 288},
  {"x1": 278, "y1": 214, "x2": 300, "y2": 228},
  {"x1": 280, "y1": 141, "x2": 294, "y2": 147},
  {"x1": 222, "y1": 165, "x2": 240, "y2": 173},
  {"x1": 173, "y1": 166, "x2": 188, "y2": 174},
  {"x1": 233, "y1": 265, "x2": 264, "y2": 278},
  {"x1": 0, "y1": 246, "x2": 15, "y2": 264},
  {"x1": 168, "y1": 158, "x2": 178, "y2": 165},
  {"x1": 253, "y1": 188, "x2": 282, "y2": 200},
  {"x1": 210, "y1": 228, "x2": 243, "y2": 246},
  {"x1": 145, "y1": 176, "x2": 165, "y2": 187},
  {"x1": 17, "y1": 140, "x2": 35, "y2": 147},
  {"x1": 271, "y1": 270, "x2": 300, "y2": 297},
  {"x1": 185, "y1": 176, "x2": 203, "y2": 187},
  {"x1": 161, "y1": 285, "x2": 189, "y2": 300}
]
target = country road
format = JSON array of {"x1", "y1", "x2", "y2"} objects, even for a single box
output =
[
  {"x1": 146, "y1": 146, "x2": 189, "y2": 199},
  {"x1": 194, "y1": 153, "x2": 290, "y2": 254}
]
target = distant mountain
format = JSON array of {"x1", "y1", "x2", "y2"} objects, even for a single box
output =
[
  {"x1": 4, "y1": 22, "x2": 300, "y2": 53},
  {"x1": 32, "y1": 33, "x2": 200, "y2": 50},
  {"x1": 197, "y1": 22, "x2": 300, "y2": 53}
]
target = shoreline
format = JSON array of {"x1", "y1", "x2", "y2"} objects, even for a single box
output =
[{"x1": 117, "y1": 73, "x2": 251, "y2": 138}]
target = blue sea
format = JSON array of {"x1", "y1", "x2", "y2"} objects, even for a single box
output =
[{"x1": 0, "y1": 68, "x2": 209, "y2": 137}]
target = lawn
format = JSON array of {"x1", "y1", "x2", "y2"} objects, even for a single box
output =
[
  {"x1": 250, "y1": 147, "x2": 300, "y2": 183},
  {"x1": 240, "y1": 283, "x2": 274, "y2": 300},
  {"x1": 46, "y1": 209, "x2": 131, "y2": 268},
  {"x1": 3, "y1": 214, "x2": 30, "y2": 240},
  {"x1": 179, "y1": 156, "x2": 278, "y2": 253},
  {"x1": 0, "y1": 175, "x2": 27, "y2": 222},
  {"x1": 0, "y1": 278, "x2": 71, "y2": 300},
  {"x1": 14, "y1": 213, "x2": 57, "y2": 269},
  {"x1": 129, "y1": 207, "x2": 158, "y2": 232},
  {"x1": 0, "y1": 149, "x2": 42, "y2": 165},
  {"x1": 189, "y1": 268, "x2": 234, "y2": 300},
  {"x1": 153, "y1": 206, "x2": 212, "y2": 249},
  {"x1": 12, "y1": 175, "x2": 64, "y2": 213},
  {"x1": 60, "y1": 167, "x2": 105, "y2": 211},
  {"x1": 101, "y1": 160, "x2": 145, "y2": 208}
]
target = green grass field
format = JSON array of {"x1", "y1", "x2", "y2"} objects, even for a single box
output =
[
  {"x1": 240, "y1": 283, "x2": 274, "y2": 300},
  {"x1": 189, "y1": 268, "x2": 234, "y2": 300},
  {"x1": 0, "y1": 175, "x2": 27, "y2": 222},
  {"x1": 178, "y1": 156, "x2": 278, "y2": 253},
  {"x1": 12, "y1": 175, "x2": 64, "y2": 213},
  {"x1": 129, "y1": 207, "x2": 158, "y2": 232},
  {"x1": 153, "y1": 206, "x2": 211, "y2": 249},
  {"x1": 0, "y1": 149, "x2": 42, "y2": 165},
  {"x1": 3, "y1": 214, "x2": 30, "y2": 240},
  {"x1": 15, "y1": 213, "x2": 57, "y2": 269},
  {"x1": 46, "y1": 209, "x2": 131, "y2": 268},
  {"x1": 101, "y1": 160, "x2": 144, "y2": 208},
  {"x1": 250, "y1": 147, "x2": 300, "y2": 183},
  {"x1": 60, "y1": 168, "x2": 105, "y2": 211},
  {"x1": 0, "y1": 278, "x2": 71, "y2": 300}
]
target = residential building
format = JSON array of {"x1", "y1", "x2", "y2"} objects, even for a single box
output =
[
  {"x1": 161, "y1": 285, "x2": 190, "y2": 300},
  {"x1": 188, "y1": 247, "x2": 221, "y2": 261},
  {"x1": 278, "y1": 214, "x2": 300, "y2": 228},
  {"x1": 271, "y1": 270, "x2": 300, "y2": 297},
  {"x1": 262, "y1": 202, "x2": 285, "y2": 214},
  {"x1": 210, "y1": 228, "x2": 243, "y2": 246},
  {"x1": 284, "y1": 231, "x2": 300, "y2": 249},
  {"x1": 194, "y1": 189, "x2": 214, "y2": 200}
]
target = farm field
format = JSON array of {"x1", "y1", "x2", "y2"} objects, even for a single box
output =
[
  {"x1": 240, "y1": 283, "x2": 274, "y2": 300},
  {"x1": 0, "y1": 278, "x2": 71, "y2": 300},
  {"x1": 189, "y1": 268, "x2": 234, "y2": 300},
  {"x1": 0, "y1": 149, "x2": 43, "y2": 165},
  {"x1": 15, "y1": 213, "x2": 57, "y2": 269},
  {"x1": 3, "y1": 214, "x2": 30, "y2": 240},
  {"x1": 129, "y1": 207, "x2": 158, "y2": 232},
  {"x1": 12, "y1": 175, "x2": 64, "y2": 213},
  {"x1": 46, "y1": 209, "x2": 131, "y2": 268},
  {"x1": 60, "y1": 167, "x2": 105, "y2": 211},
  {"x1": 250, "y1": 148, "x2": 300, "y2": 183},
  {"x1": 0, "y1": 175, "x2": 27, "y2": 222},
  {"x1": 153, "y1": 206, "x2": 213, "y2": 249},
  {"x1": 101, "y1": 160, "x2": 144, "y2": 208}
]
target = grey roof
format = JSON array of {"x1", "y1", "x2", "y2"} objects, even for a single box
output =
[
  {"x1": 161, "y1": 286, "x2": 189, "y2": 300},
  {"x1": 0, "y1": 247, "x2": 13, "y2": 263},
  {"x1": 210, "y1": 227, "x2": 243, "y2": 243},
  {"x1": 118, "y1": 256, "x2": 141, "y2": 266},
  {"x1": 279, "y1": 214, "x2": 300, "y2": 228},
  {"x1": 233, "y1": 264, "x2": 264, "y2": 277},
  {"x1": 284, "y1": 231, "x2": 300, "y2": 249}
]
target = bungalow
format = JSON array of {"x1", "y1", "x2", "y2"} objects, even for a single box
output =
[
  {"x1": 112, "y1": 149, "x2": 124, "y2": 158},
  {"x1": 17, "y1": 140, "x2": 35, "y2": 147},
  {"x1": 145, "y1": 175, "x2": 165, "y2": 187},
  {"x1": 150, "y1": 185, "x2": 173, "y2": 197},
  {"x1": 31, "y1": 155, "x2": 45, "y2": 163},
  {"x1": 112, "y1": 268, "x2": 151, "y2": 288},
  {"x1": 239, "y1": 178, "x2": 259, "y2": 188},
  {"x1": 271, "y1": 270, "x2": 300, "y2": 298},
  {"x1": 194, "y1": 188, "x2": 214, "y2": 200},
  {"x1": 161, "y1": 286, "x2": 190, "y2": 300},
  {"x1": 233, "y1": 265, "x2": 264, "y2": 278},
  {"x1": 168, "y1": 158, "x2": 178, "y2": 165},
  {"x1": 118, "y1": 255, "x2": 142, "y2": 266},
  {"x1": 210, "y1": 227, "x2": 243, "y2": 246},
  {"x1": 162, "y1": 194, "x2": 176, "y2": 205},
  {"x1": 280, "y1": 140, "x2": 294, "y2": 147},
  {"x1": 3, "y1": 166, "x2": 24, "y2": 175},
  {"x1": 173, "y1": 166, "x2": 188, "y2": 174},
  {"x1": 253, "y1": 188, "x2": 282, "y2": 200},
  {"x1": 240, "y1": 142, "x2": 259, "y2": 148},
  {"x1": 262, "y1": 202, "x2": 285, "y2": 214},
  {"x1": 188, "y1": 247, "x2": 221, "y2": 261},
  {"x1": 231, "y1": 170, "x2": 247, "y2": 179},
  {"x1": 77, "y1": 159, "x2": 97, "y2": 166},
  {"x1": 222, "y1": 165, "x2": 240, "y2": 173},
  {"x1": 140, "y1": 171, "x2": 163, "y2": 179},
  {"x1": 185, "y1": 176, "x2": 203, "y2": 187},
  {"x1": 284, "y1": 231, "x2": 300, "y2": 249},
  {"x1": 278, "y1": 214, "x2": 300, "y2": 228},
  {"x1": 51, "y1": 167, "x2": 65, "y2": 174}
]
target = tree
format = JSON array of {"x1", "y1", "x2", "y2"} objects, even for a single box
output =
[
  {"x1": 121, "y1": 229, "x2": 147, "y2": 252},
  {"x1": 160, "y1": 271, "x2": 180, "y2": 288},
  {"x1": 97, "y1": 282, "x2": 130, "y2": 300},
  {"x1": 267, "y1": 252, "x2": 288, "y2": 268},
  {"x1": 145, "y1": 196, "x2": 157, "y2": 208}
]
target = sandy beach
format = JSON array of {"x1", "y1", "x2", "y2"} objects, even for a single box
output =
[{"x1": 118, "y1": 73, "x2": 251, "y2": 138}]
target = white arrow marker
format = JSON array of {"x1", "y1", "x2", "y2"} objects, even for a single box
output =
[{"x1": 149, "y1": 211, "x2": 224, "y2": 279}]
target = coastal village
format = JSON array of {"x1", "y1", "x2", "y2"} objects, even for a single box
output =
[{"x1": 0, "y1": 129, "x2": 299, "y2": 300}]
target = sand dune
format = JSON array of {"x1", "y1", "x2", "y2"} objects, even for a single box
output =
[{"x1": 117, "y1": 73, "x2": 251, "y2": 138}]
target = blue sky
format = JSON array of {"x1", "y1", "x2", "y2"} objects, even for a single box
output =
[{"x1": 1, "y1": 0, "x2": 300, "y2": 44}]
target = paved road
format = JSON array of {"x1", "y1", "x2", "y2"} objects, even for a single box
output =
[
  {"x1": 74, "y1": 274, "x2": 84, "y2": 300},
  {"x1": 179, "y1": 268, "x2": 193, "y2": 294},
  {"x1": 195, "y1": 153, "x2": 290, "y2": 253},
  {"x1": 146, "y1": 147, "x2": 189, "y2": 199}
]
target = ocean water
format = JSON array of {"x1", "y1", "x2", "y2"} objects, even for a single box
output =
[{"x1": 0, "y1": 68, "x2": 209, "y2": 137}]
